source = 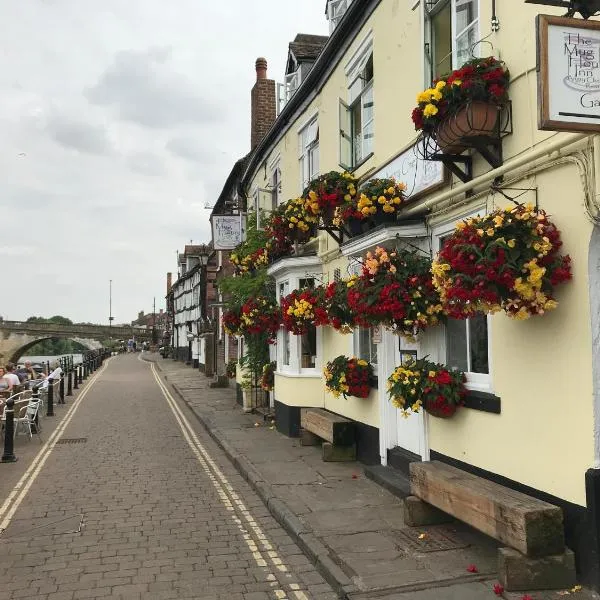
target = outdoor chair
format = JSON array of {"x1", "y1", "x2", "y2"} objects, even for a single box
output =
[{"x1": 14, "y1": 399, "x2": 42, "y2": 442}]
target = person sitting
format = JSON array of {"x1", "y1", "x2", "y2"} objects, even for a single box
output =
[
  {"x1": 4, "y1": 364, "x2": 22, "y2": 390},
  {"x1": 17, "y1": 360, "x2": 43, "y2": 383},
  {"x1": 0, "y1": 366, "x2": 14, "y2": 394}
]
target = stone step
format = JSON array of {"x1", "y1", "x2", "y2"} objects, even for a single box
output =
[{"x1": 363, "y1": 464, "x2": 412, "y2": 499}]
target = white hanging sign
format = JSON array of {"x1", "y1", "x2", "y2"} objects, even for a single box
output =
[
  {"x1": 537, "y1": 14, "x2": 600, "y2": 133},
  {"x1": 369, "y1": 139, "x2": 446, "y2": 201},
  {"x1": 211, "y1": 215, "x2": 243, "y2": 250}
]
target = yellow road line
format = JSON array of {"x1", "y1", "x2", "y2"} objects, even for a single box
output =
[
  {"x1": 150, "y1": 363, "x2": 310, "y2": 600},
  {"x1": 0, "y1": 358, "x2": 111, "y2": 533}
]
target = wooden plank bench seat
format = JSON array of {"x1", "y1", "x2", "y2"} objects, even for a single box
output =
[
  {"x1": 408, "y1": 461, "x2": 575, "y2": 591},
  {"x1": 300, "y1": 408, "x2": 356, "y2": 462}
]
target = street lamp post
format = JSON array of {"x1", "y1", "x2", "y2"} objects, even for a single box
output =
[{"x1": 109, "y1": 280, "x2": 114, "y2": 328}]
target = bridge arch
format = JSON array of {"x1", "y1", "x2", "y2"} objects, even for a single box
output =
[{"x1": 8, "y1": 336, "x2": 101, "y2": 364}]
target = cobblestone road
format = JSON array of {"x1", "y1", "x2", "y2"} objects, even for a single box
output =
[{"x1": 0, "y1": 355, "x2": 336, "y2": 600}]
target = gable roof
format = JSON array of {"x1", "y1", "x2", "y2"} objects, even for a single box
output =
[{"x1": 289, "y1": 34, "x2": 329, "y2": 62}]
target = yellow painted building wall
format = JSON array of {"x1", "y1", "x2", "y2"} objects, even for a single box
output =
[{"x1": 244, "y1": 0, "x2": 596, "y2": 504}]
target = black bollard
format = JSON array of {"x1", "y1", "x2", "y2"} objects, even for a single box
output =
[
  {"x1": 78, "y1": 364, "x2": 83, "y2": 385},
  {"x1": 31, "y1": 387, "x2": 41, "y2": 434},
  {"x1": 47, "y1": 377, "x2": 55, "y2": 416},
  {"x1": 59, "y1": 373, "x2": 65, "y2": 404},
  {"x1": 73, "y1": 366, "x2": 79, "y2": 390},
  {"x1": 67, "y1": 370, "x2": 73, "y2": 396},
  {"x1": 1, "y1": 398, "x2": 17, "y2": 463}
]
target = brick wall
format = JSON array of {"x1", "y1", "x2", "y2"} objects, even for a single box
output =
[{"x1": 251, "y1": 58, "x2": 276, "y2": 150}]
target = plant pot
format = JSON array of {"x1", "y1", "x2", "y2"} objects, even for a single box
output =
[
  {"x1": 321, "y1": 204, "x2": 337, "y2": 226},
  {"x1": 435, "y1": 101, "x2": 500, "y2": 155},
  {"x1": 348, "y1": 217, "x2": 366, "y2": 236},
  {"x1": 424, "y1": 398, "x2": 457, "y2": 419}
]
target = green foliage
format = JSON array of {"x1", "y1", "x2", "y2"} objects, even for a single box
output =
[
  {"x1": 26, "y1": 315, "x2": 73, "y2": 325},
  {"x1": 219, "y1": 269, "x2": 275, "y2": 308},
  {"x1": 26, "y1": 338, "x2": 87, "y2": 356}
]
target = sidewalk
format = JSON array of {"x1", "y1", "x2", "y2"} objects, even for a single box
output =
[{"x1": 150, "y1": 354, "x2": 599, "y2": 600}]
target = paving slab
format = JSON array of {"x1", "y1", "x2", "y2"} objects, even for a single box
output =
[{"x1": 152, "y1": 356, "x2": 600, "y2": 600}]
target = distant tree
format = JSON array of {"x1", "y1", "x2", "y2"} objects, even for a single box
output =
[{"x1": 26, "y1": 315, "x2": 73, "y2": 325}]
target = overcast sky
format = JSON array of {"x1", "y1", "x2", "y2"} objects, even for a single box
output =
[{"x1": 0, "y1": 0, "x2": 328, "y2": 324}]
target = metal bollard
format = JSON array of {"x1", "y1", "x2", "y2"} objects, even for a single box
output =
[
  {"x1": 31, "y1": 387, "x2": 41, "y2": 434},
  {"x1": 78, "y1": 364, "x2": 83, "y2": 385},
  {"x1": 73, "y1": 366, "x2": 79, "y2": 390},
  {"x1": 67, "y1": 370, "x2": 73, "y2": 396},
  {"x1": 47, "y1": 377, "x2": 55, "y2": 416},
  {"x1": 59, "y1": 374, "x2": 65, "y2": 404},
  {"x1": 1, "y1": 398, "x2": 17, "y2": 463}
]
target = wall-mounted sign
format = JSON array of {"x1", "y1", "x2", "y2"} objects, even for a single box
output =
[
  {"x1": 211, "y1": 215, "x2": 243, "y2": 250},
  {"x1": 537, "y1": 14, "x2": 600, "y2": 133},
  {"x1": 371, "y1": 325, "x2": 382, "y2": 345},
  {"x1": 369, "y1": 139, "x2": 446, "y2": 201}
]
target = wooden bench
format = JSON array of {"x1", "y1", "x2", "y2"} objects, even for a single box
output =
[
  {"x1": 408, "y1": 461, "x2": 575, "y2": 591},
  {"x1": 300, "y1": 408, "x2": 356, "y2": 462}
]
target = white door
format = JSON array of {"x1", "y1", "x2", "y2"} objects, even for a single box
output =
[{"x1": 377, "y1": 330, "x2": 429, "y2": 463}]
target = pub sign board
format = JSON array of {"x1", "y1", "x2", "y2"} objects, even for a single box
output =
[
  {"x1": 537, "y1": 15, "x2": 600, "y2": 133},
  {"x1": 211, "y1": 215, "x2": 243, "y2": 250}
]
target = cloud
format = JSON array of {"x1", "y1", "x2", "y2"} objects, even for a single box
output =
[
  {"x1": 85, "y1": 47, "x2": 220, "y2": 129},
  {"x1": 165, "y1": 136, "x2": 213, "y2": 163},
  {"x1": 0, "y1": 245, "x2": 37, "y2": 257},
  {"x1": 45, "y1": 113, "x2": 112, "y2": 155},
  {"x1": 127, "y1": 152, "x2": 167, "y2": 177}
]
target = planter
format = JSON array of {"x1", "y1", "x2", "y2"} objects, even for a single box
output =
[
  {"x1": 425, "y1": 398, "x2": 458, "y2": 419},
  {"x1": 435, "y1": 101, "x2": 500, "y2": 155},
  {"x1": 348, "y1": 217, "x2": 367, "y2": 236},
  {"x1": 321, "y1": 204, "x2": 337, "y2": 226}
]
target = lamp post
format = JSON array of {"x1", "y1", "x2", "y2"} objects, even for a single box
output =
[{"x1": 109, "y1": 280, "x2": 114, "y2": 328}]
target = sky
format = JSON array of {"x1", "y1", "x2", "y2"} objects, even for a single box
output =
[{"x1": 0, "y1": 0, "x2": 328, "y2": 325}]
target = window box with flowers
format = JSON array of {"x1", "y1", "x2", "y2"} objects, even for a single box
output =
[
  {"x1": 412, "y1": 57, "x2": 511, "y2": 177},
  {"x1": 303, "y1": 170, "x2": 358, "y2": 226}
]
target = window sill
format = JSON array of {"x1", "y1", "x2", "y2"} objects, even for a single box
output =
[
  {"x1": 275, "y1": 370, "x2": 322, "y2": 379},
  {"x1": 341, "y1": 152, "x2": 374, "y2": 174},
  {"x1": 463, "y1": 390, "x2": 501, "y2": 414}
]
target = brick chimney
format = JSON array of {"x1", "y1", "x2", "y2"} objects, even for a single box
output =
[
  {"x1": 166, "y1": 272, "x2": 172, "y2": 295},
  {"x1": 251, "y1": 57, "x2": 276, "y2": 150}
]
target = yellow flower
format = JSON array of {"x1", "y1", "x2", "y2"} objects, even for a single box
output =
[
  {"x1": 452, "y1": 79, "x2": 462, "y2": 86},
  {"x1": 507, "y1": 239, "x2": 516, "y2": 248},
  {"x1": 378, "y1": 195, "x2": 387, "y2": 204},
  {"x1": 387, "y1": 187, "x2": 395, "y2": 195},
  {"x1": 477, "y1": 229, "x2": 484, "y2": 237},
  {"x1": 357, "y1": 359, "x2": 368, "y2": 367},
  {"x1": 486, "y1": 228, "x2": 495, "y2": 236},
  {"x1": 435, "y1": 80, "x2": 446, "y2": 90},
  {"x1": 423, "y1": 103, "x2": 438, "y2": 117},
  {"x1": 493, "y1": 215, "x2": 504, "y2": 228},
  {"x1": 431, "y1": 89, "x2": 442, "y2": 102}
]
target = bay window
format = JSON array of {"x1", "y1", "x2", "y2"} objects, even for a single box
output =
[
  {"x1": 354, "y1": 327, "x2": 378, "y2": 368},
  {"x1": 424, "y1": 0, "x2": 479, "y2": 83}
]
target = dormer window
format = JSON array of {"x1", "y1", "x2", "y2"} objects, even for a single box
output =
[{"x1": 327, "y1": 0, "x2": 352, "y2": 33}]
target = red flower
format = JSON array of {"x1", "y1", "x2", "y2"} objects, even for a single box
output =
[
  {"x1": 466, "y1": 564, "x2": 478, "y2": 573},
  {"x1": 489, "y1": 84, "x2": 505, "y2": 98},
  {"x1": 411, "y1": 107, "x2": 424, "y2": 130},
  {"x1": 521, "y1": 595, "x2": 534, "y2": 600},
  {"x1": 435, "y1": 371, "x2": 452, "y2": 385},
  {"x1": 493, "y1": 583, "x2": 504, "y2": 596}
]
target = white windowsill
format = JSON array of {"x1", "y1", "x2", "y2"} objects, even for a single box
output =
[{"x1": 275, "y1": 370, "x2": 322, "y2": 379}]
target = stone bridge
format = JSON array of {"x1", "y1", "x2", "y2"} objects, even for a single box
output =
[{"x1": 0, "y1": 320, "x2": 152, "y2": 363}]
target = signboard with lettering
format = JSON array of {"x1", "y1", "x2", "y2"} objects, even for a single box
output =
[
  {"x1": 537, "y1": 15, "x2": 600, "y2": 133},
  {"x1": 369, "y1": 139, "x2": 446, "y2": 201},
  {"x1": 211, "y1": 215, "x2": 243, "y2": 250}
]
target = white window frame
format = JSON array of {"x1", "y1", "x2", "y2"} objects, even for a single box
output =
[
  {"x1": 422, "y1": 0, "x2": 480, "y2": 85},
  {"x1": 298, "y1": 115, "x2": 319, "y2": 192},
  {"x1": 327, "y1": 0, "x2": 352, "y2": 32},
  {"x1": 432, "y1": 212, "x2": 492, "y2": 393},
  {"x1": 340, "y1": 33, "x2": 374, "y2": 170},
  {"x1": 269, "y1": 156, "x2": 282, "y2": 210}
]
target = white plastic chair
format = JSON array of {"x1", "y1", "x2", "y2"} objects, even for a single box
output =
[{"x1": 14, "y1": 399, "x2": 42, "y2": 441}]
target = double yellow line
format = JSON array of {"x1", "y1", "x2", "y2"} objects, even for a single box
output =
[
  {"x1": 0, "y1": 358, "x2": 111, "y2": 533},
  {"x1": 149, "y1": 362, "x2": 309, "y2": 600}
]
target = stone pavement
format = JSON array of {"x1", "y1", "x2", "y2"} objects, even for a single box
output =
[
  {"x1": 0, "y1": 354, "x2": 336, "y2": 599},
  {"x1": 153, "y1": 355, "x2": 600, "y2": 600}
]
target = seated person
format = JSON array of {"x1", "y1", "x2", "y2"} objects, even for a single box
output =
[
  {"x1": 0, "y1": 366, "x2": 12, "y2": 394},
  {"x1": 16, "y1": 360, "x2": 43, "y2": 383},
  {"x1": 4, "y1": 364, "x2": 21, "y2": 390}
]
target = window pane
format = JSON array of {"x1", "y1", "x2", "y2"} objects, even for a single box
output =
[
  {"x1": 351, "y1": 100, "x2": 362, "y2": 165},
  {"x1": 282, "y1": 329, "x2": 290, "y2": 366},
  {"x1": 301, "y1": 325, "x2": 317, "y2": 369},
  {"x1": 339, "y1": 100, "x2": 352, "y2": 168},
  {"x1": 309, "y1": 143, "x2": 319, "y2": 181},
  {"x1": 468, "y1": 315, "x2": 489, "y2": 374},
  {"x1": 455, "y1": 0, "x2": 478, "y2": 34},
  {"x1": 455, "y1": 23, "x2": 477, "y2": 67},
  {"x1": 446, "y1": 318, "x2": 468, "y2": 372},
  {"x1": 432, "y1": 1, "x2": 452, "y2": 78}
]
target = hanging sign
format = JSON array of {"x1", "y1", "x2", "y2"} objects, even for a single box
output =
[
  {"x1": 537, "y1": 15, "x2": 600, "y2": 133},
  {"x1": 211, "y1": 215, "x2": 243, "y2": 250},
  {"x1": 369, "y1": 139, "x2": 446, "y2": 201}
]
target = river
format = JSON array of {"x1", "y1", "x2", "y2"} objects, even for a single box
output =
[{"x1": 19, "y1": 354, "x2": 84, "y2": 368}]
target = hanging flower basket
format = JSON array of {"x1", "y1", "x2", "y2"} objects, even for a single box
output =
[
  {"x1": 412, "y1": 56, "x2": 509, "y2": 155},
  {"x1": 347, "y1": 246, "x2": 443, "y2": 338},
  {"x1": 432, "y1": 204, "x2": 572, "y2": 320},
  {"x1": 387, "y1": 357, "x2": 466, "y2": 419},
  {"x1": 281, "y1": 288, "x2": 328, "y2": 335},
  {"x1": 324, "y1": 356, "x2": 374, "y2": 399},
  {"x1": 321, "y1": 279, "x2": 356, "y2": 333},
  {"x1": 435, "y1": 100, "x2": 500, "y2": 155},
  {"x1": 222, "y1": 306, "x2": 243, "y2": 337},
  {"x1": 303, "y1": 171, "x2": 358, "y2": 225},
  {"x1": 238, "y1": 296, "x2": 281, "y2": 342}
]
